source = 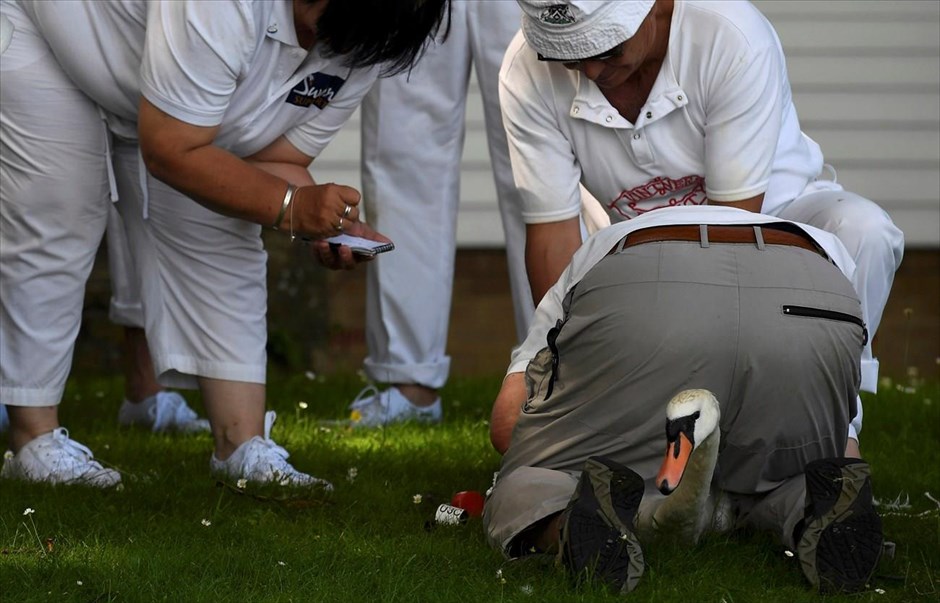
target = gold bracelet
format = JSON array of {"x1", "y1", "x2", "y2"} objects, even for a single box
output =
[{"x1": 271, "y1": 183, "x2": 297, "y2": 230}]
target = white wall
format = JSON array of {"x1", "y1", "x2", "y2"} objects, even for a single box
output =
[
  {"x1": 310, "y1": 0, "x2": 940, "y2": 248},
  {"x1": 758, "y1": 0, "x2": 940, "y2": 247}
]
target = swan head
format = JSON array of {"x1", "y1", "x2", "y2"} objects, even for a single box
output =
[{"x1": 655, "y1": 389, "x2": 721, "y2": 495}]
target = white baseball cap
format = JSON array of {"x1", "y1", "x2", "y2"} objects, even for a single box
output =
[{"x1": 518, "y1": 0, "x2": 656, "y2": 61}]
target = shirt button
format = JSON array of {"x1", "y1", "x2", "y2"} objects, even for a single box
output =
[
  {"x1": 677, "y1": 95, "x2": 684, "y2": 101},
  {"x1": 267, "y1": 24, "x2": 278, "y2": 34},
  {"x1": 605, "y1": 116, "x2": 613, "y2": 123},
  {"x1": 573, "y1": 106, "x2": 580, "y2": 114},
  {"x1": 646, "y1": 111, "x2": 652, "y2": 119},
  {"x1": 633, "y1": 133, "x2": 640, "y2": 140}
]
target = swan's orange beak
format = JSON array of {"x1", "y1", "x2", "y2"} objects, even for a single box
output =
[{"x1": 656, "y1": 432, "x2": 693, "y2": 495}]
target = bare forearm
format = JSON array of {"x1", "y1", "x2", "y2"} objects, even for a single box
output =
[
  {"x1": 525, "y1": 218, "x2": 582, "y2": 304},
  {"x1": 490, "y1": 372, "x2": 527, "y2": 454},
  {"x1": 145, "y1": 143, "x2": 291, "y2": 226},
  {"x1": 151, "y1": 147, "x2": 363, "y2": 237},
  {"x1": 138, "y1": 99, "x2": 362, "y2": 239},
  {"x1": 845, "y1": 438, "x2": 860, "y2": 459},
  {"x1": 249, "y1": 161, "x2": 316, "y2": 188}
]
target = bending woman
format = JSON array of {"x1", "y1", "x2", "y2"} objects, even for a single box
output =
[{"x1": 0, "y1": 0, "x2": 449, "y2": 488}]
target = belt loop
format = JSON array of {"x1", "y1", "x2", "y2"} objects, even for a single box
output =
[
  {"x1": 753, "y1": 226, "x2": 766, "y2": 250},
  {"x1": 615, "y1": 235, "x2": 628, "y2": 254},
  {"x1": 699, "y1": 224, "x2": 709, "y2": 248}
]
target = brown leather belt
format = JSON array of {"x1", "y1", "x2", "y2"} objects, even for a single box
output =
[{"x1": 617, "y1": 224, "x2": 826, "y2": 257}]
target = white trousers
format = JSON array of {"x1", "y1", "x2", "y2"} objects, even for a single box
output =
[
  {"x1": 1, "y1": 5, "x2": 111, "y2": 405},
  {"x1": 1, "y1": 5, "x2": 269, "y2": 405},
  {"x1": 110, "y1": 142, "x2": 269, "y2": 390},
  {"x1": 106, "y1": 203, "x2": 145, "y2": 328},
  {"x1": 359, "y1": 0, "x2": 533, "y2": 389}
]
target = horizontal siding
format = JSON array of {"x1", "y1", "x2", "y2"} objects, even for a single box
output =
[
  {"x1": 312, "y1": 1, "x2": 940, "y2": 247},
  {"x1": 756, "y1": 0, "x2": 938, "y2": 19},
  {"x1": 809, "y1": 130, "x2": 937, "y2": 165},
  {"x1": 787, "y1": 57, "x2": 938, "y2": 87},
  {"x1": 792, "y1": 92, "x2": 939, "y2": 123},
  {"x1": 756, "y1": 0, "x2": 940, "y2": 247}
]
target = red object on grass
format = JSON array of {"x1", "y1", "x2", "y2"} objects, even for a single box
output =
[{"x1": 450, "y1": 490, "x2": 485, "y2": 517}]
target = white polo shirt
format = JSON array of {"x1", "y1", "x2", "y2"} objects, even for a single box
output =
[
  {"x1": 499, "y1": 0, "x2": 825, "y2": 224},
  {"x1": 17, "y1": 0, "x2": 378, "y2": 157},
  {"x1": 508, "y1": 205, "x2": 856, "y2": 375}
]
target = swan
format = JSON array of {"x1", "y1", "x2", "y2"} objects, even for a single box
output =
[{"x1": 638, "y1": 389, "x2": 727, "y2": 542}]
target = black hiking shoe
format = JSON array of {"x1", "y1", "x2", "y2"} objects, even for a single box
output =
[
  {"x1": 797, "y1": 458, "x2": 884, "y2": 594},
  {"x1": 559, "y1": 456, "x2": 645, "y2": 594}
]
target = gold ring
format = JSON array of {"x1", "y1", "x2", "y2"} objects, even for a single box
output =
[{"x1": 343, "y1": 204, "x2": 352, "y2": 219}]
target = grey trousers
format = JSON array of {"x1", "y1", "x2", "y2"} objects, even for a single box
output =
[{"x1": 484, "y1": 236, "x2": 864, "y2": 555}]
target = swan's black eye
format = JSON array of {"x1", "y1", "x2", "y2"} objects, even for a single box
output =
[{"x1": 665, "y1": 410, "x2": 700, "y2": 444}]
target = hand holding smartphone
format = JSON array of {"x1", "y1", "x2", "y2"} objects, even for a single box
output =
[{"x1": 324, "y1": 234, "x2": 395, "y2": 257}]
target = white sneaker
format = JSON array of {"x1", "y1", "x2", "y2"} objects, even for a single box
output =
[
  {"x1": 348, "y1": 385, "x2": 442, "y2": 428},
  {"x1": 118, "y1": 391, "x2": 210, "y2": 433},
  {"x1": 0, "y1": 428, "x2": 121, "y2": 488},
  {"x1": 210, "y1": 411, "x2": 332, "y2": 491}
]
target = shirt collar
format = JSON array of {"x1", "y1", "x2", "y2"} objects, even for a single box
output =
[
  {"x1": 569, "y1": 30, "x2": 685, "y2": 128},
  {"x1": 264, "y1": 1, "x2": 302, "y2": 48}
]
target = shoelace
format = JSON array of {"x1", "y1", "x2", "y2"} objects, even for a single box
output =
[
  {"x1": 349, "y1": 385, "x2": 382, "y2": 410},
  {"x1": 48, "y1": 428, "x2": 109, "y2": 478},
  {"x1": 151, "y1": 392, "x2": 200, "y2": 431},
  {"x1": 247, "y1": 412, "x2": 297, "y2": 475},
  {"x1": 244, "y1": 438, "x2": 294, "y2": 478},
  {"x1": 241, "y1": 412, "x2": 329, "y2": 488},
  {"x1": 263, "y1": 410, "x2": 275, "y2": 438},
  {"x1": 50, "y1": 428, "x2": 94, "y2": 460},
  {"x1": 348, "y1": 385, "x2": 390, "y2": 422}
]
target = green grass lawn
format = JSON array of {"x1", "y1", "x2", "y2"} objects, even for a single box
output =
[{"x1": 1, "y1": 372, "x2": 938, "y2": 602}]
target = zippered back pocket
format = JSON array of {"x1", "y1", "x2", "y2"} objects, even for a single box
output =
[{"x1": 782, "y1": 305, "x2": 868, "y2": 345}]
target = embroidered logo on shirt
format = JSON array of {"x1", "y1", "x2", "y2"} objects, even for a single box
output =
[
  {"x1": 540, "y1": 5, "x2": 576, "y2": 24},
  {"x1": 285, "y1": 72, "x2": 346, "y2": 109},
  {"x1": 608, "y1": 175, "x2": 706, "y2": 220}
]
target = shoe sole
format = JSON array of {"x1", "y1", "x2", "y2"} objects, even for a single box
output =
[
  {"x1": 799, "y1": 458, "x2": 883, "y2": 594},
  {"x1": 562, "y1": 457, "x2": 645, "y2": 594},
  {"x1": 1, "y1": 464, "x2": 121, "y2": 488}
]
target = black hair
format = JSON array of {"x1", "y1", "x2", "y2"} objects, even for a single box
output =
[{"x1": 314, "y1": 0, "x2": 452, "y2": 76}]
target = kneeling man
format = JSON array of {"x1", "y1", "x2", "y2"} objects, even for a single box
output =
[{"x1": 484, "y1": 205, "x2": 883, "y2": 594}]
